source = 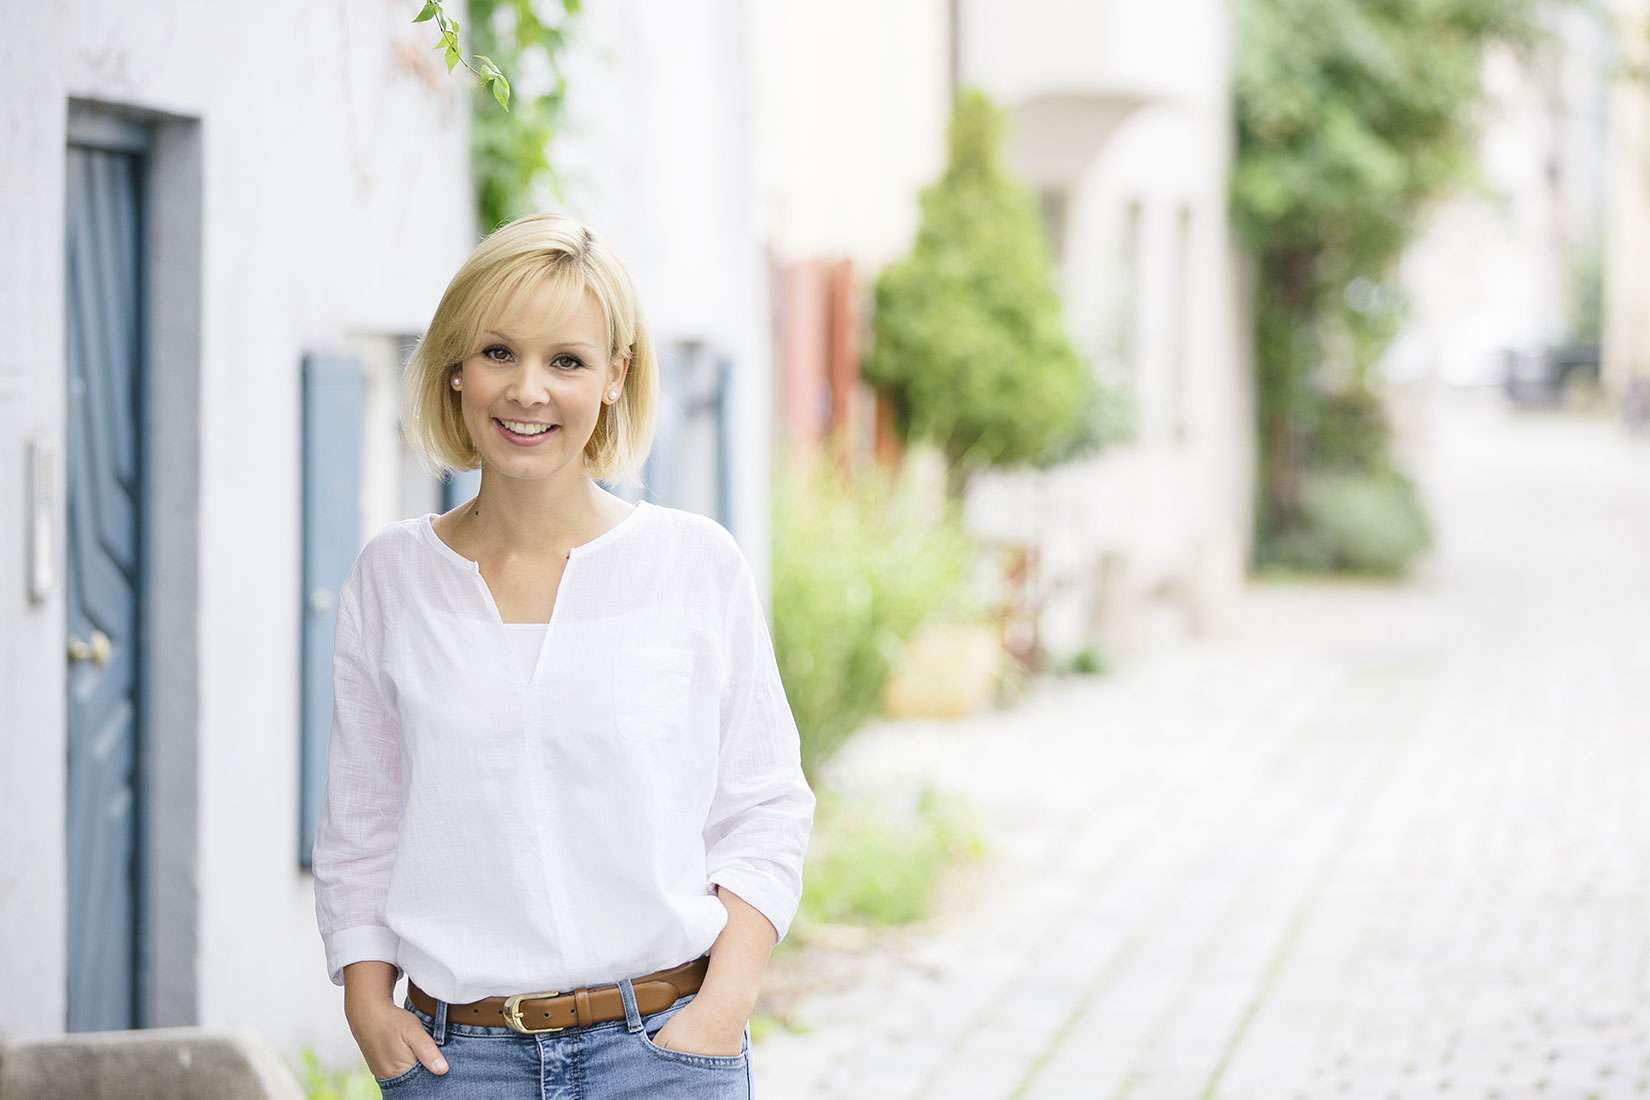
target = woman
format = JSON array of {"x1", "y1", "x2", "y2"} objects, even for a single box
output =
[{"x1": 312, "y1": 213, "x2": 814, "y2": 1098}]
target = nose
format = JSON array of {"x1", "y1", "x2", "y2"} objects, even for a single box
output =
[{"x1": 505, "y1": 359, "x2": 554, "y2": 407}]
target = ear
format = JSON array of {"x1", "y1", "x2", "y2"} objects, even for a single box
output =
[{"x1": 607, "y1": 349, "x2": 631, "y2": 396}]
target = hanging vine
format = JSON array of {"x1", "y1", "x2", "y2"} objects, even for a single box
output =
[{"x1": 415, "y1": 0, "x2": 582, "y2": 232}]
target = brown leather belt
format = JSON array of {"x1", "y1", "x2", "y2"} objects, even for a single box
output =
[{"x1": 408, "y1": 957, "x2": 709, "y2": 1035}]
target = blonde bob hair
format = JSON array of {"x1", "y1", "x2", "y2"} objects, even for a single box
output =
[{"x1": 403, "y1": 212, "x2": 658, "y2": 483}]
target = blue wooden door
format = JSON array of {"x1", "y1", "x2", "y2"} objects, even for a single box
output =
[{"x1": 64, "y1": 142, "x2": 146, "y2": 1031}]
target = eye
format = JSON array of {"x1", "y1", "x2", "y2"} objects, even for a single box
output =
[
  {"x1": 552, "y1": 353, "x2": 586, "y2": 371},
  {"x1": 481, "y1": 344, "x2": 513, "y2": 363}
]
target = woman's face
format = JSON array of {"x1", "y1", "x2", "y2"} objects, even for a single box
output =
[{"x1": 455, "y1": 280, "x2": 626, "y2": 485}]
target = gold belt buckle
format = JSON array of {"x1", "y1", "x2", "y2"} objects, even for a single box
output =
[{"x1": 501, "y1": 990, "x2": 566, "y2": 1035}]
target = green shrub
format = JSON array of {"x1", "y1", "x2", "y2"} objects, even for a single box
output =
[
  {"x1": 771, "y1": 457, "x2": 978, "y2": 779},
  {"x1": 798, "y1": 788, "x2": 985, "y2": 927},
  {"x1": 1260, "y1": 468, "x2": 1432, "y2": 577},
  {"x1": 1065, "y1": 646, "x2": 1108, "y2": 676},
  {"x1": 1309, "y1": 385, "x2": 1392, "y2": 475},
  {"x1": 864, "y1": 89, "x2": 1123, "y2": 484},
  {"x1": 292, "y1": 1049, "x2": 377, "y2": 1100}
]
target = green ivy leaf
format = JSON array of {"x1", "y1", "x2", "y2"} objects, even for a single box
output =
[
  {"x1": 490, "y1": 75, "x2": 511, "y2": 110},
  {"x1": 413, "y1": 1, "x2": 438, "y2": 23},
  {"x1": 445, "y1": 44, "x2": 461, "y2": 72}
]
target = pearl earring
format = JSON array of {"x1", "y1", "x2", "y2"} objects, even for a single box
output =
[
  {"x1": 608, "y1": 390, "x2": 618, "y2": 402},
  {"x1": 451, "y1": 376, "x2": 462, "y2": 390}
]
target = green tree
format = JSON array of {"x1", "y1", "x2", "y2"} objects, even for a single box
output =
[
  {"x1": 864, "y1": 90, "x2": 1121, "y2": 489},
  {"x1": 1232, "y1": 0, "x2": 1548, "y2": 573}
]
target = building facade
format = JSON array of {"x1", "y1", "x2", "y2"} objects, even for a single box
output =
[
  {"x1": 752, "y1": 0, "x2": 1253, "y2": 660},
  {"x1": 1605, "y1": 0, "x2": 1650, "y2": 418},
  {"x1": 554, "y1": 0, "x2": 775, "y2": 583},
  {"x1": 957, "y1": 0, "x2": 1253, "y2": 658},
  {"x1": 0, "y1": 0, "x2": 475, "y2": 1056}
]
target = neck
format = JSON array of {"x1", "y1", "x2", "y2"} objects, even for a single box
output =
[{"x1": 466, "y1": 468, "x2": 612, "y2": 557}]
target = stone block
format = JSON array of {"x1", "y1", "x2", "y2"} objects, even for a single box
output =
[{"x1": 0, "y1": 1028, "x2": 305, "y2": 1100}]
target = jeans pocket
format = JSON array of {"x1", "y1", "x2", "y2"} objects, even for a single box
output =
[
  {"x1": 373, "y1": 1061, "x2": 428, "y2": 1089},
  {"x1": 635, "y1": 1009, "x2": 749, "y2": 1070}
]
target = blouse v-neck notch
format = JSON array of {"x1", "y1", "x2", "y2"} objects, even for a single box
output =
[
  {"x1": 418, "y1": 500, "x2": 652, "y2": 685},
  {"x1": 418, "y1": 498, "x2": 651, "y2": 576}
]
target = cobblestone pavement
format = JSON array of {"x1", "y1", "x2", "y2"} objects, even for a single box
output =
[{"x1": 751, "y1": 389, "x2": 1650, "y2": 1100}]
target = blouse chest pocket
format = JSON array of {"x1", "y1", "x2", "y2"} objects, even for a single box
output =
[{"x1": 613, "y1": 646, "x2": 695, "y2": 742}]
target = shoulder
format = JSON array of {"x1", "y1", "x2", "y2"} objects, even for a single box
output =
[
  {"x1": 341, "y1": 516, "x2": 436, "y2": 615},
  {"x1": 635, "y1": 503, "x2": 749, "y2": 577},
  {"x1": 352, "y1": 516, "x2": 432, "y2": 575}
]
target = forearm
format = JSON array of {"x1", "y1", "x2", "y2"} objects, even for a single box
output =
[
  {"x1": 342, "y1": 960, "x2": 400, "y2": 1015},
  {"x1": 340, "y1": 959, "x2": 450, "y2": 1078},
  {"x1": 695, "y1": 885, "x2": 777, "y2": 1023}
]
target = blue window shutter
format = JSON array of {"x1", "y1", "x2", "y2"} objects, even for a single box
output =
[
  {"x1": 300, "y1": 354, "x2": 366, "y2": 867},
  {"x1": 443, "y1": 467, "x2": 481, "y2": 511},
  {"x1": 645, "y1": 346, "x2": 687, "y2": 507},
  {"x1": 640, "y1": 341, "x2": 733, "y2": 532},
  {"x1": 715, "y1": 355, "x2": 733, "y2": 536}
]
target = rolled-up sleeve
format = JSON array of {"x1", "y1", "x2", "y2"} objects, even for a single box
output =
[
  {"x1": 703, "y1": 558, "x2": 816, "y2": 943},
  {"x1": 312, "y1": 576, "x2": 405, "y2": 984}
]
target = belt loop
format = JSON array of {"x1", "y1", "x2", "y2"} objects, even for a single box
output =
[
  {"x1": 433, "y1": 997, "x2": 448, "y2": 1045},
  {"x1": 573, "y1": 988, "x2": 593, "y2": 1029},
  {"x1": 617, "y1": 977, "x2": 644, "y2": 1033}
]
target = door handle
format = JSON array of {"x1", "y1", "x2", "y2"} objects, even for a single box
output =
[{"x1": 68, "y1": 629, "x2": 112, "y2": 668}]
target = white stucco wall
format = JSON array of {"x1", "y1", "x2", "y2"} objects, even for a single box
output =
[
  {"x1": 554, "y1": 0, "x2": 775, "y2": 583},
  {"x1": 748, "y1": 0, "x2": 951, "y2": 270},
  {"x1": 743, "y1": 0, "x2": 1252, "y2": 658},
  {"x1": 961, "y1": 0, "x2": 1253, "y2": 656},
  {"x1": 1383, "y1": 10, "x2": 1609, "y2": 390},
  {"x1": 959, "y1": 0, "x2": 1226, "y2": 109},
  {"x1": 0, "y1": 0, "x2": 471, "y2": 1061},
  {"x1": 1604, "y1": 0, "x2": 1650, "y2": 400}
]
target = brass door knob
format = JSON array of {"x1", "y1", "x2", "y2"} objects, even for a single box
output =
[{"x1": 68, "y1": 629, "x2": 112, "y2": 668}]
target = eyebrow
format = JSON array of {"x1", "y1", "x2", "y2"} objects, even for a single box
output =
[{"x1": 484, "y1": 330, "x2": 602, "y2": 353}]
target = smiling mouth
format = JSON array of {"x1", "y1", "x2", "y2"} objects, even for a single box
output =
[{"x1": 495, "y1": 418, "x2": 558, "y2": 437}]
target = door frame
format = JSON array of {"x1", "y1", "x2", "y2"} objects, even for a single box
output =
[{"x1": 65, "y1": 99, "x2": 204, "y2": 1030}]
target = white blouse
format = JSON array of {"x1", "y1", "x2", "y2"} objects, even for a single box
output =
[
  {"x1": 311, "y1": 501, "x2": 815, "y2": 1004},
  {"x1": 501, "y1": 622, "x2": 549, "y2": 681}
]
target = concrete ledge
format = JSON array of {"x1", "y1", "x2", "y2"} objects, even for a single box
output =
[{"x1": 0, "y1": 1028, "x2": 305, "y2": 1100}]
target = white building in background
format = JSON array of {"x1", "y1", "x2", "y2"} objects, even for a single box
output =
[
  {"x1": 748, "y1": 2, "x2": 952, "y2": 273},
  {"x1": 751, "y1": 0, "x2": 1253, "y2": 660},
  {"x1": 1604, "y1": 0, "x2": 1650, "y2": 416},
  {"x1": 553, "y1": 0, "x2": 775, "y2": 584},
  {"x1": 958, "y1": 0, "x2": 1252, "y2": 657},
  {"x1": 1383, "y1": 5, "x2": 1610, "y2": 397},
  {"x1": 1, "y1": 0, "x2": 473, "y2": 1060}
]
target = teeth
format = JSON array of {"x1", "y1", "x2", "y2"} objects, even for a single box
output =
[{"x1": 499, "y1": 419, "x2": 553, "y2": 435}]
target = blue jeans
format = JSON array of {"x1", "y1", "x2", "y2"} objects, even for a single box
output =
[{"x1": 373, "y1": 977, "x2": 752, "y2": 1098}]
